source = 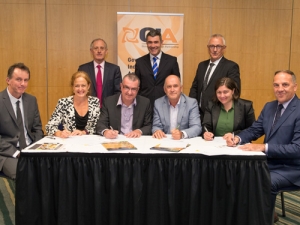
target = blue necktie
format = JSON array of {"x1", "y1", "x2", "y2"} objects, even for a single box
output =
[
  {"x1": 271, "y1": 104, "x2": 283, "y2": 132},
  {"x1": 152, "y1": 57, "x2": 158, "y2": 79}
]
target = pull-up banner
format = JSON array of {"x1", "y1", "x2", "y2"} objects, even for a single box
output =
[{"x1": 117, "y1": 12, "x2": 184, "y2": 82}]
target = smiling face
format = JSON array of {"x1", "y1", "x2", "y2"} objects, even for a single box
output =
[
  {"x1": 164, "y1": 75, "x2": 182, "y2": 105},
  {"x1": 146, "y1": 35, "x2": 163, "y2": 56},
  {"x1": 6, "y1": 68, "x2": 29, "y2": 98},
  {"x1": 73, "y1": 77, "x2": 90, "y2": 97},
  {"x1": 120, "y1": 76, "x2": 140, "y2": 106},
  {"x1": 90, "y1": 40, "x2": 108, "y2": 64},
  {"x1": 207, "y1": 37, "x2": 226, "y2": 62},
  {"x1": 273, "y1": 72, "x2": 297, "y2": 104},
  {"x1": 216, "y1": 85, "x2": 234, "y2": 106}
]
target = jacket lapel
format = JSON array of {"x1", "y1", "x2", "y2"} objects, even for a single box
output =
[
  {"x1": 212, "y1": 104, "x2": 221, "y2": 132},
  {"x1": 177, "y1": 95, "x2": 185, "y2": 128},
  {"x1": 268, "y1": 97, "x2": 297, "y2": 138},
  {"x1": 162, "y1": 96, "x2": 171, "y2": 133},
  {"x1": 3, "y1": 91, "x2": 18, "y2": 126},
  {"x1": 88, "y1": 62, "x2": 97, "y2": 93}
]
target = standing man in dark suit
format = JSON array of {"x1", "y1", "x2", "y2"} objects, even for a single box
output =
[
  {"x1": 135, "y1": 29, "x2": 180, "y2": 107},
  {"x1": 96, "y1": 74, "x2": 152, "y2": 139},
  {"x1": 226, "y1": 70, "x2": 300, "y2": 224},
  {"x1": 78, "y1": 38, "x2": 122, "y2": 106},
  {"x1": 189, "y1": 34, "x2": 240, "y2": 121},
  {"x1": 0, "y1": 63, "x2": 43, "y2": 179}
]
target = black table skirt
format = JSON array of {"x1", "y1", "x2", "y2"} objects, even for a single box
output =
[{"x1": 16, "y1": 153, "x2": 272, "y2": 225}]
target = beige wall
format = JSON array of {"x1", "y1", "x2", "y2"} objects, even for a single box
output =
[{"x1": 0, "y1": 0, "x2": 299, "y2": 143}]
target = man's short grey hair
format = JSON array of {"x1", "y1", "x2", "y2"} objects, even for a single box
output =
[
  {"x1": 208, "y1": 34, "x2": 226, "y2": 46},
  {"x1": 274, "y1": 70, "x2": 297, "y2": 83},
  {"x1": 123, "y1": 73, "x2": 140, "y2": 86},
  {"x1": 90, "y1": 38, "x2": 108, "y2": 49}
]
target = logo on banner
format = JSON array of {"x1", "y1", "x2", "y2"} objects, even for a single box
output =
[
  {"x1": 122, "y1": 28, "x2": 139, "y2": 43},
  {"x1": 122, "y1": 27, "x2": 178, "y2": 44}
]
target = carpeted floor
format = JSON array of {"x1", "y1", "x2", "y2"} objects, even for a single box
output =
[
  {"x1": 276, "y1": 191, "x2": 300, "y2": 225},
  {"x1": 0, "y1": 178, "x2": 15, "y2": 225},
  {"x1": 0, "y1": 178, "x2": 298, "y2": 225}
]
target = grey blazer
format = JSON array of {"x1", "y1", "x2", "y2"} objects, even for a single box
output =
[
  {"x1": 0, "y1": 89, "x2": 43, "y2": 169},
  {"x1": 152, "y1": 93, "x2": 202, "y2": 138}
]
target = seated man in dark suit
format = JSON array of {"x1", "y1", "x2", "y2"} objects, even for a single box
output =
[
  {"x1": 0, "y1": 63, "x2": 43, "y2": 179},
  {"x1": 135, "y1": 29, "x2": 180, "y2": 108},
  {"x1": 226, "y1": 70, "x2": 300, "y2": 223},
  {"x1": 78, "y1": 38, "x2": 122, "y2": 106},
  {"x1": 152, "y1": 75, "x2": 202, "y2": 140},
  {"x1": 96, "y1": 74, "x2": 152, "y2": 139}
]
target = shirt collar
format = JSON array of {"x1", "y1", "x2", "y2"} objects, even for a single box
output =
[
  {"x1": 210, "y1": 56, "x2": 223, "y2": 66},
  {"x1": 117, "y1": 94, "x2": 137, "y2": 107},
  {"x1": 150, "y1": 51, "x2": 162, "y2": 60},
  {"x1": 280, "y1": 95, "x2": 295, "y2": 109},
  {"x1": 6, "y1": 88, "x2": 22, "y2": 104},
  {"x1": 93, "y1": 60, "x2": 105, "y2": 68}
]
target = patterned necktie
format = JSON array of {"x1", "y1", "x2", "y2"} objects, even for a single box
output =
[
  {"x1": 96, "y1": 65, "x2": 103, "y2": 107},
  {"x1": 16, "y1": 100, "x2": 27, "y2": 149},
  {"x1": 202, "y1": 63, "x2": 215, "y2": 91},
  {"x1": 271, "y1": 104, "x2": 283, "y2": 132},
  {"x1": 152, "y1": 56, "x2": 158, "y2": 79}
]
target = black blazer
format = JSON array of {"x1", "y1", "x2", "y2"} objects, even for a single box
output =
[
  {"x1": 96, "y1": 94, "x2": 153, "y2": 135},
  {"x1": 189, "y1": 57, "x2": 240, "y2": 115},
  {"x1": 202, "y1": 98, "x2": 255, "y2": 136},
  {"x1": 135, "y1": 52, "x2": 180, "y2": 107},
  {"x1": 78, "y1": 61, "x2": 122, "y2": 100}
]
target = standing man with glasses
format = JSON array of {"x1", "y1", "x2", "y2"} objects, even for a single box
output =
[
  {"x1": 135, "y1": 29, "x2": 180, "y2": 108},
  {"x1": 189, "y1": 34, "x2": 240, "y2": 121},
  {"x1": 96, "y1": 74, "x2": 152, "y2": 139},
  {"x1": 78, "y1": 38, "x2": 122, "y2": 107},
  {"x1": 0, "y1": 63, "x2": 43, "y2": 179}
]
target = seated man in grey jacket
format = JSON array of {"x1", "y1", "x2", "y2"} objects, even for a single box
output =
[{"x1": 152, "y1": 75, "x2": 202, "y2": 140}]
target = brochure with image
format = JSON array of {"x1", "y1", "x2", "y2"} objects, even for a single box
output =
[
  {"x1": 102, "y1": 141, "x2": 137, "y2": 150},
  {"x1": 29, "y1": 143, "x2": 63, "y2": 150}
]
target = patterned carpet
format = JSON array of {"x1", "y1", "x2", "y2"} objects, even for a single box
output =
[
  {"x1": 276, "y1": 191, "x2": 300, "y2": 225},
  {"x1": 0, "y1": 177, "x2": 298, "y2": 225},
  {"x1": 0, "y1": 178, "x2": 15, "y2": 225}
]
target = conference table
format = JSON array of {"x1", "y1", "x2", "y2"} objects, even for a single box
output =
[{"x1": 16, "y1": 135, "x2": 272, "y2": 225}]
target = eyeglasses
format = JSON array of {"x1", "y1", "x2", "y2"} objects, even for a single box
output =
[
  {"x1": 207, "y1": 45, "x2": 225, "y2": 50},
  {"x1": 123, "y1": 85, "x2": 139, "y2": 92}
]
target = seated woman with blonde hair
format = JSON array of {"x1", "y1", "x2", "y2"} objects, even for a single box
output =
[
  {"x1": 203, "y1": 77, "x2": 255, "y2": 141},
  {"x1": 46, "y1": 71, "x2": 100, "y2": 138}
]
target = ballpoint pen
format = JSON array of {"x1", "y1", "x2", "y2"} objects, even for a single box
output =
[
  {"x1": 110, "y1": 126, "x2": 114, "y2": 130},
  {"x1": 176, "y1": 124, "x2": 180, "y2": 130},
  {"x1": 204, "y1": 126, "x2": 208, "y2": 132}
]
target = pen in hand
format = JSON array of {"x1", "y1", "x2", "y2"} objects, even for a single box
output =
[
  {"x1": 232, "y1": 132, "x2": 235, "y2": 146},
  {"x1": 204, "y1": 126, "x2": 208, "y2": 133},
  {"x1": 110, "y1": 126, "x2": 114, "y2": 131}
]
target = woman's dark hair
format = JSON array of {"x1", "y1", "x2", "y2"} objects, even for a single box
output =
[{"x1": 213, "y1": 77, "x2": 240, "y2": 103}]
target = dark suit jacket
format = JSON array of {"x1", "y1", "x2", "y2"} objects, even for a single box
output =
[
  {"x1": 202, "y1": 98, "x2": 255, "y2": 136},
  {"x1": 135, "y1": 52, "x2": 180, "y2": 107},
  {"x1": 239, "y1": 95, "x2": 300, "y2": 186},
  {"x1": 0, "y1": 89, "x2": 43, "y2": 169},
  {"x1": 78, "y1": 61, "x2": 122, "y2": 100},
  {"x1": 96, "y1": 94, "x2": 153, "y2": 135},
  {"x1": 189, "y1": 57, "x2": 240, "y2": 116}
]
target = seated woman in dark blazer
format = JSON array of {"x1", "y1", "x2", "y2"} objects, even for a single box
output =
[{"x1": 202, "y1": 77, "x2": 255, "y2": 141}]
